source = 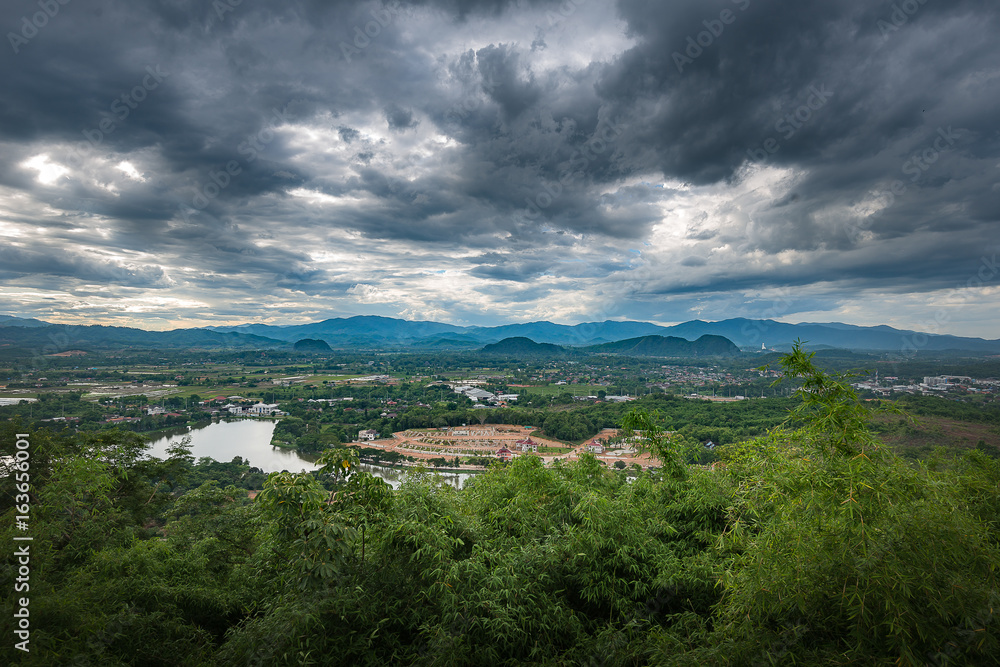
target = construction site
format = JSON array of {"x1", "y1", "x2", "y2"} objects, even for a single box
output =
[{"x1": 359, "y1": 425, "x2": 656, "y2": 469}]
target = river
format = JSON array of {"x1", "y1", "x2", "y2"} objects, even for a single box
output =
[{"x1": 143, "y1": 419, "x2": 478, "y2": 489}]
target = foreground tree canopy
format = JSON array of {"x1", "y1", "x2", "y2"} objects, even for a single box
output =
[{"x1": 1, "y1": 343, "x2": 998, "y2": 665}]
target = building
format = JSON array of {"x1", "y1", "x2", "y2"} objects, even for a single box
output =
[
  {"x1": 495, "y1": 446, "x2": 515, "y2": 462},
  {"x1": 515, "y1": 438, "x2": 538, "y2": 453},
  {"x1": 586, "y1": 442, "x2": 605, "y2": 454},
  {"x1": 923, "y1": 375, "x2": 973, "y2": 388},
  {"x1": 465, "y1": 388, "x2": 496, "y2": 402},
  {"x1": 358, "y1": 429, "x2": 380, "y2": 441},
  {"x1": 247, "y1": 403, "x2": 281, "y2": 416}
]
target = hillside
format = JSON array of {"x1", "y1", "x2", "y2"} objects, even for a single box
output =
[
  {"x1": 1, "y1": 314, "x2": 998, "y2": 353},
  {"x1": 586, "y1": 334, "x2": 740, "y2": 357},
  {"x1": 480, "y1": 337, "x2": 568, "y2": 356},
  {"x1": 0, "y1": 324, "x2": 286, "y2": 352},
  {"x1": 0, "y1": 315, "x2": 49, "y2": 328},
  {"x1": 207, "y1": 316, "x2": 1000, "y2": 352},
  {"x1": 292, "y1": 338, "x2": 333, "y2": 352}
]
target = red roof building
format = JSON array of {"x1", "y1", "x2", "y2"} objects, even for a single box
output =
[{"x1": 515, "y1": 438, "x2": 539, "y2": 453}]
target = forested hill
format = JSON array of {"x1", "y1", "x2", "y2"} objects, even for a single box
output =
[
  {"x1": 0, "y1": 323, "x2": 286, "y2": 352},
  {"x1": 480, "y1": 337, "x2": 569, "y2": 356},
  {"x1": 2, "y1": 347, "x2": 998, "y2": 664},
  {"x1": 292, "y1": 338, "x2": 333, "y2": 352},
  {"x1": 585, "y1": 334, "x2": 740, "y2": 357}
]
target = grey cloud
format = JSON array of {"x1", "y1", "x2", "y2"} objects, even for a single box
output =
[
  {"x1": 384, "y1": 104, "x2": 419, "y2": 131},
  {"x1": 2, "y1": 0, "x2": 999, "y2": 334}
]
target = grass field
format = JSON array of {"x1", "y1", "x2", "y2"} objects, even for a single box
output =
[{"x1": 874, "y1": 413, "x2": 1000, "y2": 458}]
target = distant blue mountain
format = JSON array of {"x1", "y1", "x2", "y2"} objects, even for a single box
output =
[
  {"x1": 481, "y1": 337, "x2": 569, "y2": 356},
  {"x1": 0, "y1": 315, "x2": 50, "y2": 328},
  {"x1": 587, "y1": 334, "x2": 741, "y2": 357},
  {"x1": 204, "y1": 316, "x2": 1000, "y2": 352},
  {"x1": 3, "y1": 314, "x2": 998, "y2": 354},
  {"x1": 657, "y1": 318, "x2": 1000, "y2": 353},
  {"x1": 206, "y1": 316, "x2": 463, "y2": 345},
  {"x1": 0, "y1": 324, "x2": 285, "y2": 350}
]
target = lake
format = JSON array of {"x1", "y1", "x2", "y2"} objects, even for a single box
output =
[{"x1": 143, "y1": 419, "x2": 478, "y2": 489}]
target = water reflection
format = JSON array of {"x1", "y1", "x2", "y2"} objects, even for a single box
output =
[
  {"x1": 143, "y1": 419, "x2": 479, "y2": 489},
  {"x1": 144, "y1": 419, "x2": 320, "y2": 472}
]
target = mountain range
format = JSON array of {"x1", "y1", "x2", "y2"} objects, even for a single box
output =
[
  {"x1": 479, "y1": 334, "x2": 741, "y2": 358},
  {"x1": 1, "y1": 314, "x2": 998, "y2": 354},
  {"x1": 205, "y1": 315, "x2": 1000, "y2": 353},
  {"x1": 587, "y1": 334, "x2": 741, "y2": 357}
]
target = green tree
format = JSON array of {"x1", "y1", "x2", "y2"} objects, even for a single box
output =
[{"x1": 706, "y1": 341, "x2": 1000, "y2": 665}]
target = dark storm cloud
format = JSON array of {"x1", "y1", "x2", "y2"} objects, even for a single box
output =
[
  {"x1": 600, "y1": 0, "x2": 995, "y2": 181},
  {"x1": 384, "y1": 103, "x2": 418, "y2": 131},
  {"x1": 338, "y1": 126, "x2": 360, "y2": 143},
  {"x1": 1, "y1": 0, "x2": 998, "y2": 331}
]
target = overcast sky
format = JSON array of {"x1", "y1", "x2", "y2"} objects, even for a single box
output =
[{"x1": 1, "y1": 0, "x2": 998, "y2": 336}]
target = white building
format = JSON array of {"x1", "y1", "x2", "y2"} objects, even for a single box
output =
[
  {"x1": 358, "y1": 429, "x2": 380, "y2": 441},
  {"x1": 515, "y1": 438, "x2": 539, "y2": 453},
  {"x1": 247, "y1": 403, "x2": 281, "y2": 416},
  {"x1": 923, "y1": 375, "x2": 973, "y2": 387},
  {"x1": 460, "y1": 388, "x2": 496, "y2": 402}
]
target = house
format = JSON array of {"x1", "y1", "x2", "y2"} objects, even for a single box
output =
[
  {"x1": 495, "y1": 446, "x2": 515, "y2": 462},
  {"x1": 515, "y1": 438, "x2": 538, "y2": 453},
  {"x1": 358, "y1": 429, "x2": 380, "y2": 441},
  {"x1": 464, "y1": 388, "x2": 495, "y2": 402},
  {"x1": 586, "y1": 442, "x2": 605, "y2": 454},
  {"x1": 247, "y1": 403, "x2": 281, "y2": 416}
]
